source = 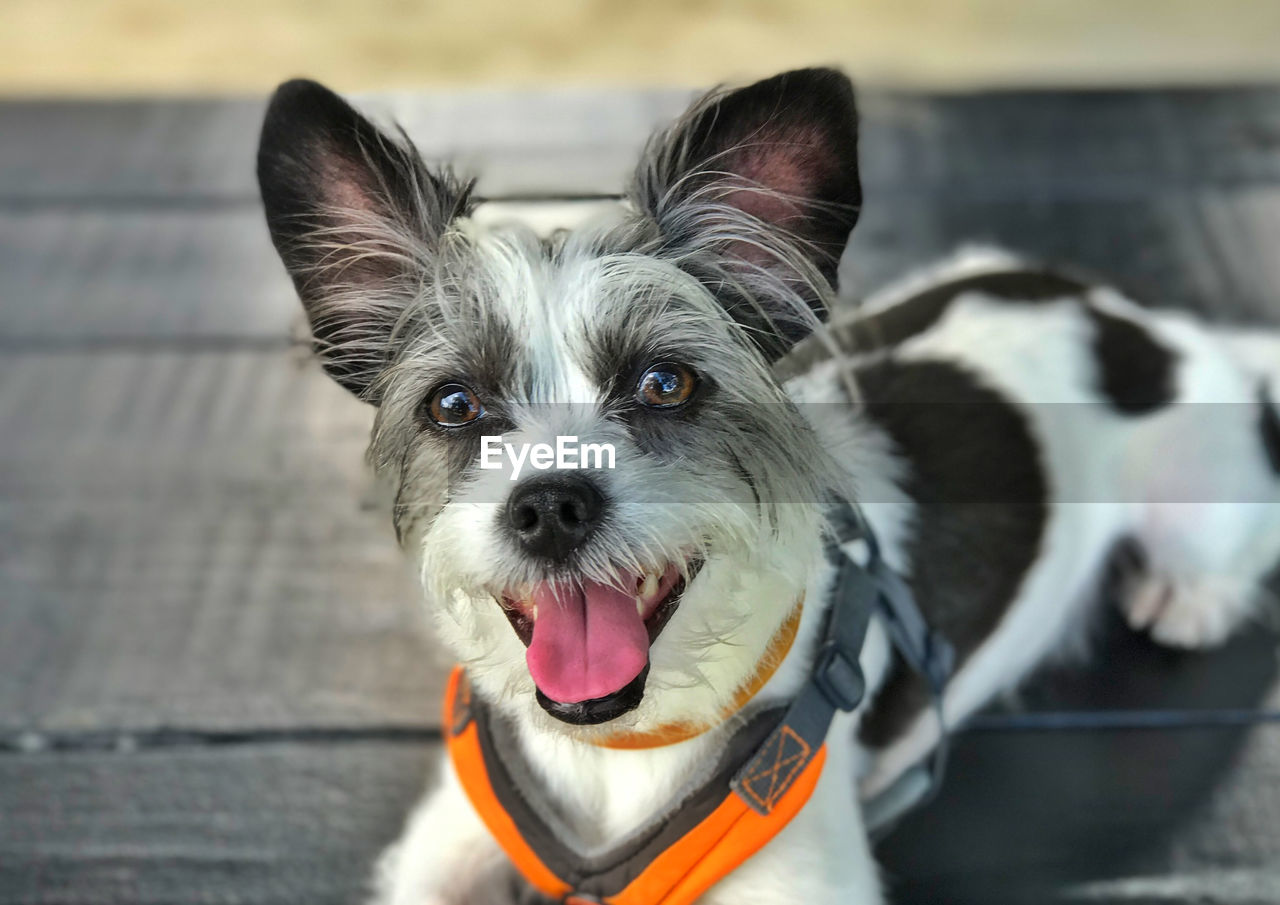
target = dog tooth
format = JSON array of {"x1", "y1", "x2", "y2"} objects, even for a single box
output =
[
  {"x1": 640, "y1": 572, "x2": 659, "y2": 599},
  {"x1": 635, "y1": 596, "x2": 646, "y2": 616}
]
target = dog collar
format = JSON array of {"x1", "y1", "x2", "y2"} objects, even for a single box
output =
[{"x1": 444, "y1": 502, "x2": 953, "y2": 904}]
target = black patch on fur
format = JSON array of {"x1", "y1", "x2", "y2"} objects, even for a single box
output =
[
  {"x1": 1084, "y1": 303, "x2": 1178, "y2": 415},
  {"x1": 841, "y1": 269, "x2": 1089, "y2": 352},
  {"x1": 855, "y1": 359, "x2": 1049, "y2": 748},
  {"x1": 775, "y1": 267, "x2": 1090, "y2": 381},
  {"x1": 1260, "y1": 381, "x2": 1280, "y2": 477}
]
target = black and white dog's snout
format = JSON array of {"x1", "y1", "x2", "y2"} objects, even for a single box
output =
[{"x1": 506, "y1": 473, "x2": 606, "y2": 562}]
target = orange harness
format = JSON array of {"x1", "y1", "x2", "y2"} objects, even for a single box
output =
[
  {"x1": 445, "y1": 505, "x2": 953, "y2": 905},
  {"x1": 446, "y1": 667, "x2": 827, "y2": 905}
]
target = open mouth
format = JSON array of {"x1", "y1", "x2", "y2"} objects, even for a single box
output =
[{"x1": 498, "y1": 559, "x2": 702, "y2": 725}]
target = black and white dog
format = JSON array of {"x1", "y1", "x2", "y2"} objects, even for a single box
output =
[{"x1": 257, "y1": 68, "x2": 1280, "y2": 904}]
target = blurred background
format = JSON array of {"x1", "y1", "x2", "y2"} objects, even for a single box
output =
[
  {"x1": 3, "y1": 4, "x2": 1280, "y2": 905},
  {"x1": 4, "y1": 0, "x2": 1280, "y2": 95}
]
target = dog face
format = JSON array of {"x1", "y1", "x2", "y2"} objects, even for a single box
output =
[{"x1": 257, "y1": 69, "x2": 862, "y2": 735}]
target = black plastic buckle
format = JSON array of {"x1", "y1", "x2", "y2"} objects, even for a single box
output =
[{"x1": 812, "y1": 641, "x2": 865, "y2": 712}]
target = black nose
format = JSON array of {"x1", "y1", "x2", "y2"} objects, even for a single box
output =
[{"x1": 506, "y1": 474, "x2": 605, "y2": 562}]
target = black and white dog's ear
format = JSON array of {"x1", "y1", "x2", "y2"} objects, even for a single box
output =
[
  {"x1": 257, "y1": 79, "x2": 473, "y2": 401},
  {"x1": 632, "y1": 68, "x2": 861, "y2": 358}
]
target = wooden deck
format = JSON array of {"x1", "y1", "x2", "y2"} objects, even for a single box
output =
[{"x1": 1, "y1": 85, "x2": 1279, "y2": 905}]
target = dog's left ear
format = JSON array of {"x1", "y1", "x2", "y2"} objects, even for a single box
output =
[{"x1": 632, "y1": 68, "x2": 861, "y2": 359}]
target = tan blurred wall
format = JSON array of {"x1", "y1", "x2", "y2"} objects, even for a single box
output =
[{"x1": 4, "y1": 0, "x2": 1280, "y2": 96}]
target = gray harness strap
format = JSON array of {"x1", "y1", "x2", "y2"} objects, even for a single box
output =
[
  {"x1": 728, "y1": 503, "x2": 877, "y2": 811},
  {"x1": 829, "y1": 502, "x2": 956, "y2": 836},
  {"x1": 732, "y1": 500, "x2": 955, "y2": 836}
]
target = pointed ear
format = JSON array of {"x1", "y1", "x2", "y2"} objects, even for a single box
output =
[
  {"x1": 632, "y1": 68, "x2": 861, "y2": 359},
  {"x1": 256, "y1": 79, "x2": 474, "y2": 400}
]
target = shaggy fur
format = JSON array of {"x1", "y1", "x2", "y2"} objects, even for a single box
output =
[{"x1": 257, "y1": 69, "x2": 1280, "y2": 904}]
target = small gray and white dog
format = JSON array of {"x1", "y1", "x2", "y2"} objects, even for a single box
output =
[{"x1": 257, "y1": 68, "x2": 1280, "y2": 904}]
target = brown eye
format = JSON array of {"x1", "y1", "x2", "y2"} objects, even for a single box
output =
[
  {"x1": 427, "y1": 383, "x2": 484, "y2": 427},
  {"x1": 636, "y1": 363, "x2": 698, "y2": 409}
]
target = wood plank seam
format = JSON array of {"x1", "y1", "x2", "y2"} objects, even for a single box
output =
[{"x1": 4, "y1": 711, "x2": 1280, "y2": 757}]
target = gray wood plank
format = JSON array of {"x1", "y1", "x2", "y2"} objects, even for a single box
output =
[
  {"x1": 864, "y1": 88, "x2": 1280, "y2": 199},
  {"x1": 0, "y1": 209, "x2": 297, "y2": 343},
  {"x1": 0, "y1": 99, "x2": 267, "y2": 204},
  {"x1": 2, "y1": 724, "x2": 1278, "y2": 905},
  {"x1": 0, "y1": 742, "x2": 432, "y2": 905},
  {"x1": 0, "y1": 90, "x2": 692, "y2": 205},
  {"x1": 0, "y1": 350, "x2": 448, "y2": 734},
  {"x1": 4, "y1": 87, "x2": 1280, "y2": 206},
  {"x1": 0, "y1": 201, "x2": 610, "y2": 343}
]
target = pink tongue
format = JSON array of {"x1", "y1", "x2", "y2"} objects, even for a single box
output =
[{"x1": 525, "y1": 579, "x2": 649, "y2": 704}]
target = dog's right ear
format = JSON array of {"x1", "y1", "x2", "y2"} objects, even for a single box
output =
[{"x1": 257, "y1": 79, "x2": 473, "y2": 401}]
